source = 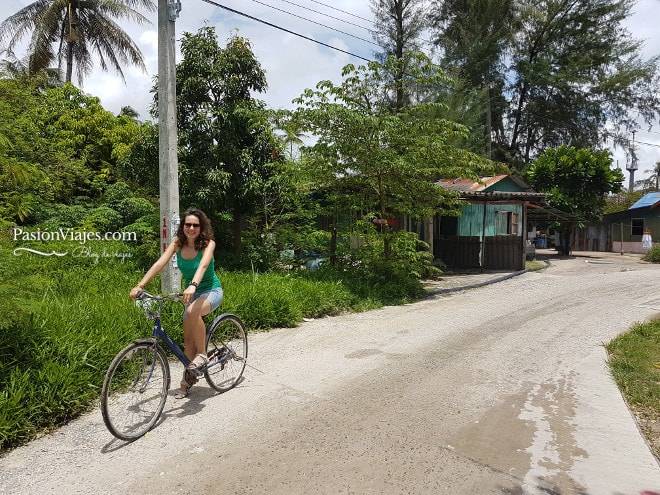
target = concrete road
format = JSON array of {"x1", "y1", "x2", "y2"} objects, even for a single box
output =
[{"x1": 1, "y1": 253, "x2": 660, "y2": 494}]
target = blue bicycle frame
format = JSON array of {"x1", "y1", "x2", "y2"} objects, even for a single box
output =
[{"x1": 151, "y1": 315, "x2": 190, "y2": 366}]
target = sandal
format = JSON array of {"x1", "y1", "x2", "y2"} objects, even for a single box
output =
[
  {"x1": 174, "y1": 370, "x2": 199, "y2": 399},
  {"x1": 174, "y1": 386, "x2": 189, "y2": 399},
  {"x1": 187, "y1": 353, "x2": 209, "y2": 373}
]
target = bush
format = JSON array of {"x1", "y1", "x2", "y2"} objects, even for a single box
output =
[
  {"x1": 35, "y1": 204, "x2": 89, "y2": 230},
  {"x1": 82, "y1": 206, "x2": 124, "y2": 232},
  {"x1": 102, "y1": 181, "x2": 133, "y2": 210},
  {"x1": 123, "y1": 214, "x2": 160, "y2": 269},
  {"x1": 117, "y1": 197, "x2": 155, "y2": 224},
  {"x1": 642, "y1": 245, "x2": 660, "y2": 263}
]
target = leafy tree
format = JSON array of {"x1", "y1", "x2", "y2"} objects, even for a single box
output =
[
  {"x1": 117, "y1": 121, "x2": 160, "y2": 195},
  {"x1": 604, "y1": 190, "x2": 642, "y2": 214},
  {"x1": 429, "y1": 0, "x2": 660, "y2": 168},
  {"x1": 172, "y1": 27, "x2": 285, "y2": 261},
  {"x1": 293, "y1": 53, "x2": 497, "y2": 265},
  {"x1": 0, "y1": 74, "x2": 142, "y2": 224},
  {"x1": 644, "y1": 161, "x2": 660, "y2": 191},
  {"x1": 28, "y1": 83, "x2": 142, "y2": 202},
  {"x1": 370, "y1": 0, "x2": 429, "y2": 111},
  {"x1": 430, "y1": 0, "x2": 515, "y2": 160},
  {"x1": 0, "y1": 0, "x2": 155, "y2": 84},
  {"x1": 506, "y1": 0, "x2": 660, "y2": 167},
  {"x1": 526, "y1": 145, "x2": 624, "y2": 254},
  {"x1": 0, "y1": 73, "x2": 46, "y2": 223}
]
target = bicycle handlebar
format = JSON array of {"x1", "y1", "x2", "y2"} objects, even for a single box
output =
[{"x1": 136, "y1": 290, "x2": 184, "y2": 302}]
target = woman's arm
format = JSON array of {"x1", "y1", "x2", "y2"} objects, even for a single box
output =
[{"x1": 130, "y1": 241, "x2": 179, "y2": 299}]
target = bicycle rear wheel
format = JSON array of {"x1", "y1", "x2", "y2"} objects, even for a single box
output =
[
  {"x1": 205, "y1": 314, "x2": 248, "y2": 392},
  {"x1": 101, "y1": 341, "x2": 170, "y2": 441}
]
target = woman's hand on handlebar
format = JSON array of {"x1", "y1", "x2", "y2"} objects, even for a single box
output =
[{"x1": 130, "y1": 286, "x2": 143, "y2": 300}]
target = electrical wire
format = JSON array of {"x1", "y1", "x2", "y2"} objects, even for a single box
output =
[
  {"x1": 305, "y1": 0, "x2": 435, "y2": 47},
  {"x1": 635, "y1": 140, "x2": 660, "y2": 149},
  {"x1": 244, "y1": 0, "x2": 381, "y2": 47},
  {"x1": 273, "y1": 0, "x2": 373, "y2": 33},
  {"x1": 200, "y1": 0, "x2": 375, "y2": 62},
  {"x1": 306, "y1": 0, "x2": 373, "y2": 24}
]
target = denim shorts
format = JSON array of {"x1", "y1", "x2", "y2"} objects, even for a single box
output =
[{"x1": 183, "y1": 286, "x2": 223, "y2": 319}]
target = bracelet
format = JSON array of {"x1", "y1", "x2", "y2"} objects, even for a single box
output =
[{"x1": 190, "y1": 281, "x2": 198, "y2": 288}]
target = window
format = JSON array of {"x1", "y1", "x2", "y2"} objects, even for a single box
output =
[
  {"x1": 439, "y1": 215, "x2": 458, "y2": 236},
  {"x1": 495, "y1": 211, "x2": 519, "y2": 235},
  {"x1": 632, "y1": 219, "x2": 644, "y2": 237}
]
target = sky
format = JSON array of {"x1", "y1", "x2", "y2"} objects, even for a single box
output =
[{"x1": 2, "y1": 0, "x2": 660, "y2": 180}]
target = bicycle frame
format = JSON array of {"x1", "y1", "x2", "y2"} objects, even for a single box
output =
[
  {"x1": 151, "y1": 316, "x2": 190, "y2": 366},
  {"x1": 137, "y1": 292, "x2": 234, "y2": 374}
]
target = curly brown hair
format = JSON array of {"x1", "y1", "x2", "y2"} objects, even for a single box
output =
[{"x1": 175, "y1": 208, "x2": 215, "y2": 250}]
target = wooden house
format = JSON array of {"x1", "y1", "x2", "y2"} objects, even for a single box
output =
[{"x1": 434, "y1": 175, "x2": 547, "y2": 270}]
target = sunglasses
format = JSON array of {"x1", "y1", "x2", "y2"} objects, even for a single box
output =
[{"x1": 184, "y1": 222, "x2": 200, "y2": 228}]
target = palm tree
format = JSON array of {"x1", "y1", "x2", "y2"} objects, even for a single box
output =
[
  {"x1": 647, "y1": 161, "x2": 660, "y2": 191},
  {"x1": 0, "y1": 0, "x2": 155, "y2": 84}
]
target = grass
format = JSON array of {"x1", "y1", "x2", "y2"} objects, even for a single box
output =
[
  {"x1": 606, "y1": 319, "x2": 660, "y2": 458},
  {"x1": 0, "y1": 239, "x2": 423, "y2": 452},
  {"x1": 525, "y1": 260, "x2": 546, "y2": 271}
]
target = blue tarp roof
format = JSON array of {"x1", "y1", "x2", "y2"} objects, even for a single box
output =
[{"x1": 629, "y1": 192, "x2": 660, "y2": 210}]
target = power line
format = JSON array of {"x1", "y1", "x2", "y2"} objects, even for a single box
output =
[
  {"x1": 636, "y1": 140, "x2": 660, "y2": 149},
  {"x1": 305, "y1": 0, "x2": 435, "y2": 47},
  {"x1": 306, "y1": 0, "x2": 374, "y2": 24},
  {"x1": 201, "y1": 0, "x2": 375, "y2": 62},
  {"x1": 273, "y1": 0, "x2": 373, "y2": 33},
  {"x1": 243, "y1": 0, "x2": 381, "y2": 47}
]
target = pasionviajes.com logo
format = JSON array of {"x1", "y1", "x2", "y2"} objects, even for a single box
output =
[
  {"x1": 12, "y1": 227, "x2": 137, "y2": 263},
  {"x1": 13, "y1": 227, "x2": 137, "y2": 244}
]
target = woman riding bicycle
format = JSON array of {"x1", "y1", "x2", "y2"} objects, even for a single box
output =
[{"x1": 129, "y1": 208, "x2": 223, "y2": 399}]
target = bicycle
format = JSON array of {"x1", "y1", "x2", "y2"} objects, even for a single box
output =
[{"x1": 100, "y1": 291, "x2": 248, "y2": 441}]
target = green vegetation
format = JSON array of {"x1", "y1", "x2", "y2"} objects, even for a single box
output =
[
  {"x1": 0, "y1": 238, "x2": 424, "y2": 452},
  {"x1": 642, "y1": 246, "x2": 660, "y2": 263},
  {"x1": 525, "y1": 145, "x2": 624, "y2": 255},
  {"x1": 606, "y1": 320, "x2": 660, "y2": 457}
]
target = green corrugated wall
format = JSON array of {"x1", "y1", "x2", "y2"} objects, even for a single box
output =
[{"x1": 457, "y1": 203, "x2": 523, "y2": 238}]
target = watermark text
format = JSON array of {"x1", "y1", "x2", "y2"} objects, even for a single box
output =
[{"x1": 12, "y1": 227, "x2": 137, "y2": 244}]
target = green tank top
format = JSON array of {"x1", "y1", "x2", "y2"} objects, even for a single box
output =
[{"x1": 177, "y1": 248, "x2": 221, "y2": 292}]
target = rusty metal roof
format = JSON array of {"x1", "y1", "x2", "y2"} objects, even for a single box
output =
[{"x1": 436, "y1": 175, "x2": 530, "y2": 192}]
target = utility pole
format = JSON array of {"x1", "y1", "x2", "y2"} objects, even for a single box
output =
[
  {"x1": 627, "y1": 130, "x2": 638, "y2": 192},
  {"x1": 158, "y1": 0, "x2": 181, "y2": 292}
]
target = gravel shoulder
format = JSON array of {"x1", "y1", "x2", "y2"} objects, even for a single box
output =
[{"x1": 1, "y1": 251, "x2": 660, "y2": 495}]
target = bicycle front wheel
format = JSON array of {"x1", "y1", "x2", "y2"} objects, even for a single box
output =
[
  {"x1": 101, "y1": 341, "x2": 170, "y2": 441},
  {"x1": 205, "y1": 314, "x2": 248, "y2": 392}
]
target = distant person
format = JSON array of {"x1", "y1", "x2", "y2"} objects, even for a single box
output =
[
  {"x1": 642, "y1": 228, "x2": 653, "y2": 251},
  {"x1": 130, "y1": 208, "x2": 223, "y2": 399}
]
